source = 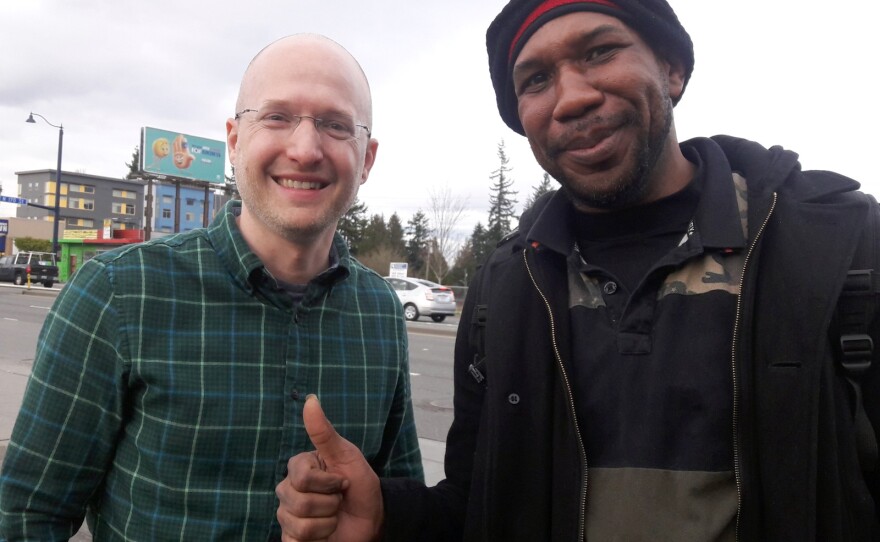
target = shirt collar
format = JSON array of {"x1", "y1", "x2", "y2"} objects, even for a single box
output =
[
  {"x1": 525, "y1": 138, "x2": 747, "y2": 255},
  {"x1": 207, "y1": 200, "x2": 351, "y2": 295},
  {"x1": 682, "y1": 137, "x2": 747, "y2": 251}
]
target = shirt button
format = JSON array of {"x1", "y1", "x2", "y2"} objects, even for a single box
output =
[
  {"x1": 508, "y1": 393, "x2": 520, "y2": 405},
  {"x1": 290, "y1": 389, "x2": 300, "y2": 400},
  {"x1": 603, "y1": 281, "x2": 618, "y2": 295}
]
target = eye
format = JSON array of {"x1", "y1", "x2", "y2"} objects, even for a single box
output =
[
  {"x1": 266, "y1": 113, "x2": 286, "y2": 121},
  {"x1": 516, "y1": 71, "x2": 550, "y2": 96},
  {"x1": 320, "y1": 116, "x2": 356, "y2": 139},
  {"x1": 585, "y1": 44, "x2": 620, "y2": 63},
  {"x1": 258, "y1": 112, "x2": 290, "y2": 127}
]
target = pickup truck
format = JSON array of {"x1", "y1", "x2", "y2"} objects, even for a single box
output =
[{"x1": 0, "y1": 252, "x2": 59, "y2": 287}]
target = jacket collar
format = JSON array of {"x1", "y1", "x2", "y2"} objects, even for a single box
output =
[{"x1": 522, "y1": 138, "x2": 749, "y2": 255}]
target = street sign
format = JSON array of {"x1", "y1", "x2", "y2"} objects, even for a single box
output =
[{"x1": 0, "y1": 195, "x2": 27, "y2": 205}]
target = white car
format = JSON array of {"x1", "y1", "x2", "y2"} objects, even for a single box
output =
[{"x1": 384, "y1": 276, "x2": 456, "y2": 322}]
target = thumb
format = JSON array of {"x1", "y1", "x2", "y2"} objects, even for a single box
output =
[{"x1": 303, "y1": 394, "x2": 350, "y2": 462}]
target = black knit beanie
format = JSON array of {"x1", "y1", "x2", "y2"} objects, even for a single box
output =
[{"x1": 487, "y1": 0, "x2": 694, "y2": 135}]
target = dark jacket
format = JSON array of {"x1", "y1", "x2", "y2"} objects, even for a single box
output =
[{"x1": 382, "y1": 136, "x2": 880, "y2": 541}]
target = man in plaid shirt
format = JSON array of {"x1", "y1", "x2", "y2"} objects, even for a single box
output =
[{"x1": 0, "y1": 34, "x2": 422, "y2": 541}]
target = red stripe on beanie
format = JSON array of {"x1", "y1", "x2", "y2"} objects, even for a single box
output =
[{"x1": 508, "y1": 0, "x2": 619, "y2": 61}]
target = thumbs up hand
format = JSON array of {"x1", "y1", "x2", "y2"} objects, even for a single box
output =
[{"x1": 276, "y1": 395, "x2": 384, "y2": 542}]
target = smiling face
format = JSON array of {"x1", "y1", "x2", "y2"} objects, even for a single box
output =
[
  {"x1": 513, "y1": 12, "x2": 686, "y2": 211},
  {"x1": 227, "y1": 35, "x2": 377, "y2": 246}
]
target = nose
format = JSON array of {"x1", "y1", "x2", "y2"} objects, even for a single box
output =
[
  {"x1": 552, "y1": 64, "x2": 603, "y2": 123},
  {"x1": 284, "y1": 118, "x2": 324, "y2": 165}
]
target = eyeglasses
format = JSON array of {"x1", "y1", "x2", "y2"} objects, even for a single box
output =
[{"x1": 234, "y1": 108, "x2": 371, "y2": 140}]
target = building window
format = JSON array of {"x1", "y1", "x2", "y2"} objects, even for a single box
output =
[
  {"x1": 81, "y1": 185, "x2": 95, "y2": 194},
  {"x1": 113, "y1": 189, "x2": 136, "y2": 199},
  {"x1": 112, "y1": 202, "x2": 136, "y2": 215},
  {"x1": 68, "y1": 197, "x2": 95, "y2": 211},
  {"x1": 185, "y1": 212, "x2": 194, "y2": 222},
  {"x1": 162, "y1": 208, "x2": 172, "y2": 219},
  {"x1": 163, "y1": 195, "x2": 174, "y2": 204},
  {"x1": 186, "y1": 198, "x2": 195, "y2": 206}
]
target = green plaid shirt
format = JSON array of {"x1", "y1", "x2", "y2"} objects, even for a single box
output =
[{"x1": 0, "y1": 200, "x2": 422, "y2": 541}]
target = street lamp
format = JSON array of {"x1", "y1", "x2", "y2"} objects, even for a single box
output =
[{"x1": 25, "y1": 112, "x2": 64, "y2": 255}]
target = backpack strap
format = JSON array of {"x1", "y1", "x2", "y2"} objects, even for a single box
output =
[
  {"x1": 836, "y1": 195, "x2": 880, "y2": 471},
  {"x1": 838, "y1": 269, "x2": 880, "y2": 471},
  {"x1": 468, "y1": 304, "x2": 488, "y2": 386}
]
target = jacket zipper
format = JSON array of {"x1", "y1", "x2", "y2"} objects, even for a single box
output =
[
  {"x1": 732, "y1": 192, "x2": 777, "y2": 541},
  {"x1": 522, "y1": 248, "x2": 589, "y2": 540}
]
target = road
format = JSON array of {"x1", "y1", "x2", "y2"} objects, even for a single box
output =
[
  {"x1": 406, "y1": 321, "x2": 457, "y2": 441},
  {"x1": 0, "y1": 284, "x2": 457, "y2": 441},
  {"x1": 0, "y1": 284, "x2": 457, "y2": 445}
]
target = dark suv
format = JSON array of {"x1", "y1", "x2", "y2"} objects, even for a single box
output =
[{"x1": 0, "y1": 252, "x2": 59, "y2": 287}]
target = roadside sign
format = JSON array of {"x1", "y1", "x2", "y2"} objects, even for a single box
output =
[
  {"x1": 389, "y1": 262, "x2": 408, "y2": 278},
  {"x1": 0, "y1": 196, "x2": 27, "y2": 205}
]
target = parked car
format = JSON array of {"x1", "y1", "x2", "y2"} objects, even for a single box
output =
[
  {"x1": 384, "y1": 276, "x2": 456, "y2": 322},
  {"x1": 0, "y1": 251, "x2": 59, "y2": 288}
]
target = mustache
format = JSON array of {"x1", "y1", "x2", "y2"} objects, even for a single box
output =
[{"x1": 546, "y1": 112, "x2": 639, "y2": 158}]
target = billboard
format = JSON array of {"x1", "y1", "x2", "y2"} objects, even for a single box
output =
[{"x1": 141, "y1": 127, "x2": 226, "y2": 184}]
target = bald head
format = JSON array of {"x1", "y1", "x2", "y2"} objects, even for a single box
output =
[{"x1": 236, "y1": 34, "x2": 373, "y2": 128}]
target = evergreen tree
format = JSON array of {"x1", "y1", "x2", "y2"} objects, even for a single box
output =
[
  {"x1": 125, "y1": 146, "x2": 141, "y2": 179},
  {"x1": 487, "y1": 141, "x2": 518, "y2": 246},
  {"x1": 337, "y1": 198, "x2": 369, "y2": 254},
  {"x1": 447, "y1": 221, "x2": 491, "y2": 286},
  {"x1": 469, "y1": 222, "x2": 493, "y2": 269},
  {"x1": 355, "y1": 213, "x2": 411, "y2": 276},
  {"x1": 524, "y1": 172, "x2": 555, "y2": 209},
  {"x1": 387, "y1": 213, "x2": 406, "y2": 256},
  {"x1": 405, "y1": 210, "x2": 431, "y2": 277},
  {"x1": 360, "y1": 213, "x2": 390, "y2": 255}
]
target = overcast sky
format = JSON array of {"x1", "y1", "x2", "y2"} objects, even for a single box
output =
[{"x1": 1, "y1": 0, "x2": 878, "y2": 240}]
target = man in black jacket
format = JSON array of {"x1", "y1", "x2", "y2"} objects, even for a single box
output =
[{"x1": 276, "y1": 1, "x2": 880, "y2": 540}]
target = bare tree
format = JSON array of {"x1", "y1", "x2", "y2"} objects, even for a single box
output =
[{"x1": 428, "y1": 184, "x2": 468, "y2": 283}]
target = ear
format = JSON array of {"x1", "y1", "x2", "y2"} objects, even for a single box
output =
[
  {"x1": 226, "y1": 118, "x2": 239, "y2": 165},
  {"x1": 665, "y1": 57, "x2": 687, "y2": 102},
  {"x1": 359, "y1": 138, "x2": 379, "y2": 185}
]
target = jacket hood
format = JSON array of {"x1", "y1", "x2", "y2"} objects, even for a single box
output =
[{"x1": 708, "y1": 135, "x2": 861, "y2": 202}]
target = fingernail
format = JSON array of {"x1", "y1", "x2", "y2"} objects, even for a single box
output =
[{"x1": 306, "y1": 394, "x2": 319, "y2": 403}]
